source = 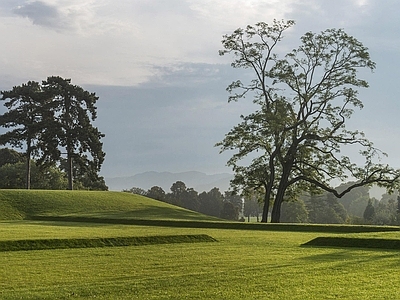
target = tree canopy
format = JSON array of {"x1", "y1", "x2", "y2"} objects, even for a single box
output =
[
  {"x1": 217, "y1": 20, "x2": 400, "y2": 223},
  {"x1": 0, "y1": 77, "x2": 106, "y2": 190}
]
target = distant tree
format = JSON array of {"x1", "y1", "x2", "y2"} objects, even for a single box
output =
[
  {"x1": 124, "y1": 187, "x2": 147, "y2": 196},
  {"x1": 280, "y1": 199, "x2": 309, "y2": 223},
  {"x1": 169, "y1": 181, "x2": 186, "y2": 198},
  {"x1": 336, "y1": 182, "x2": 370, "y2": 218},
  {"x1": 217, "y1": 19, "x2": 400, "y2": 223},
  {"x1": 224, "y1": 192, "x2": 243, "y2": 214},
  {"x1": 220, "y1": 201, "x2": 239, "y2": 221},
  {"x1": 243, "y1": 194, "x2": 263, "y2": 222},
  {"x1": 41, "y1": 76, "x2": 105, "y2": 190},
  {"x1": 0, "y1": 148, "x2": 24, "y2": 167},
  {"x1": 182, "y1": 187, "x2": 200, "y2": 211},
  {"x1": 147, "y1": 186, "x2": 166, "y2": 201},
  {"x1": 397, "y1": 195, "x2": 400, "y2": 215},
  {"x1": 198, "y1": 188, "x2": 224, "y2": 217},
  {"x1": 167, "y1": 181, "x2": 187, "y2": 206},
  {"x1": 372, "y1": 198, "x2": 398, "y2": 225},
  {"x1": 363, "y1": 199, "x2": 375, "y2": 223},
  {"x1": 305, "y1": 193, "x2": 347, "y2": 224}
]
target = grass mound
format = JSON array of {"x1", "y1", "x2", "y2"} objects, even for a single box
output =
[
  {"x1": 0, "y1": 189, "x2": 220, "y2": 222},
  {"x1": 0, "y1": 234, "x2": 217, "y2": 252},
  {"x1": 303, "y1": 236, "x2": 400, "y2": 250}
]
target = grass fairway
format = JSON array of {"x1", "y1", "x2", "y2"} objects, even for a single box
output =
[{"x1": 1, "y1": 190, "x2": 400, "y2": 299}]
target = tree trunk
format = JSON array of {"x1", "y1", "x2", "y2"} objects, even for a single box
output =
[
  {"x1": 271, "y1": 188, "x2": 284, "y2": 223},
  {"x1": 261, "y1": 180, "x2": 274, "y2": 222},
  {"x1": 271, "y1": 167, "x2": 291, "y2": 223},
  {"x1": 65, "y1": 95, "x2": 73, "y2": 190},
  {"x1": 67, "y1": 150, "x2": 73, "y2": 190},
  {"x1": 25, "y1": 138, "x2": 31, "y2": 190},
  {"x1": 261, "y1": 191, "x2": 270, "y2": 222}
]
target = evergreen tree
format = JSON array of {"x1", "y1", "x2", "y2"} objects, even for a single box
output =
[{"x1": 363, "y1": 199, "x2": 375, "y2": 223}]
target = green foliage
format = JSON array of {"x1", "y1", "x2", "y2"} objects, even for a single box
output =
[
  {"x1": 243, "y1": 194, "x2": 263, "y2": 221},
  {"x1": 0, "y1": 161, "x2": 68, "y2": 189},
  {"x1": 217, "y1": 19, "x2": 400, "y2": 223},
  {"x1": 280, "y1": 199, "x2": 309, "y2": 223},
  {"x1": 305, "y1": 193, "x2": 348, "y2": 224},
  {"x1": 137, "y1": 182, "x2": 228, "y2": 219},
  {"x1": 336, "y1": 182, "x2": 370, "y2": 217},
  {"x1": 146, "y1": 186, "x2": 166, "y2": 201},
  {"x1": 0, "y1": 81, "x2": 51, "y2": 188},
  {"x1": 0, "y1": 77, "x2": 106, "y2": 190},
  {"x1": 363, "y1": 199, "x2": 375, "y2": 222},
  {"x1": 220, "y1": 201, "x2": 239, "y2": 220},
  {"x1": 198, "y1": 187, "x2": 224, "y2": 218},
  {"x1": 0, "y1": 148, "x2": 24, "y2": 167}
]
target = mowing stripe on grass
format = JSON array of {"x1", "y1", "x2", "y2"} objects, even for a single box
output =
[
  {"x1": 302, "y1": 237, "x2": 400, "y2": 250},
  {"x1": 0, "y1": 234, "x2": 217, "y2": 252}
]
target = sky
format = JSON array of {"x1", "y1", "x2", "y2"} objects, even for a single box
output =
[{"x1": 0, "y1": 0, "x2": 400, "y2": 179}]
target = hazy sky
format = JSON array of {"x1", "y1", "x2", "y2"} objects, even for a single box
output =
[{"x1": 1, "y1": 0, "x2": 399, "y2": 178}]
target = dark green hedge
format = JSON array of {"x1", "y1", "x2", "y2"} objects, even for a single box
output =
[
  {"x1": 303, "y1": 237, "x2": 400, "y2": 250},
  {"x1": 0, "y1": 234, "x2": 217, "y2": 252}
]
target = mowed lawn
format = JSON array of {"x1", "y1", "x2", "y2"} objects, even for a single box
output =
[
  {"x1": 1, "y1": 190, "x2": 400, "y2": 299},
  {"x1": 1, "y1": 220, "x2": 400, "y2": 299}
]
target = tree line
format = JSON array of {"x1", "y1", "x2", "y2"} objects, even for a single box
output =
[
  {"x1": 281, "y1": 183, "x2": 400, "y2": 225},
  {"x1": 0, "y1": 76, "x2": 106, "y2": 190},
  {"x1": 126, "y1": 180, "x2": 400, "y2": 225},
  {"x1": 124, "y1": 181, "x2": 243, "y2": 221}
]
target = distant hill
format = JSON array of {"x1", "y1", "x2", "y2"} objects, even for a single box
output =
[{"x1": 105, "y1": 171, "x2": 233, "y2": 193}]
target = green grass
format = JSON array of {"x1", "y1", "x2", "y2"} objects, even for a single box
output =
[
  {"x1": 0, "y1": 189, "x2": 221, "y2": 221},
  {"x1": 1, "y1": 223, "x2": 400, "y2": 299},
  {"x1": 1, "y1": 190, "x2": 400, "y2": 299}
]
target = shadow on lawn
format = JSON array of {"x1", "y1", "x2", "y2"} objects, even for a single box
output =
[
  {"x1": 104, "y1": 206, "x2": 220, "y2": 221},
  {"x1": 28, "y1": 215, "x2": 400, "y2": 233},
  {"x1": 298, "y1": 249, "x2": 400, "y2": 273}
]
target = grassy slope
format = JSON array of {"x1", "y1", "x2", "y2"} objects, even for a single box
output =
[{"x1": 0, "y1": 189, "x2": 220, "y2": 221}]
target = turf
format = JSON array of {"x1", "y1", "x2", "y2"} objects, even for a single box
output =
[
  {"x1": 1, "y1": 224, "x2": 400, "y2": 299},
  {"x1": 1, "y1": 190, "x2": 400, "y2": 299},
  {"x1": 0, "y1": 189, "x2": 221, "y2": 221}
]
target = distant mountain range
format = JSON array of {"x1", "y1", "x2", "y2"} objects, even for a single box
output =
[{"x1": 105, "y1": 171, "x2": 234, "y2": 193}]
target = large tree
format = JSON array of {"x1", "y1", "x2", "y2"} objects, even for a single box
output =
[
  {"x1": 217, "y1": 20, "x2": 400, "y2": 223},
  {"x1": 0, "y1": 77, "x2": 106, "y2": 190},
  {"x1": 42, "y1": 76, "x2": 105, "y2": 190},
  {"x1": 0, "y1": 81, "x2": 51, "y2": 189}
]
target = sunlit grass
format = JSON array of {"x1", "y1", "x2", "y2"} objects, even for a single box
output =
[
  {"x1": 0, "y1": 189, "x2": 220, "y2": 221},
  {"x1": 1, "y1": 221, "x2": 400, "y2": 299},
  {"x1": 1, "y1": 190, "x2": 400, "y2": 299}
]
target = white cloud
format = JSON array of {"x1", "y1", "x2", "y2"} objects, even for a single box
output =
[{"x1": 1, "y1": 0, "x2": 400, "y2": 177}]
